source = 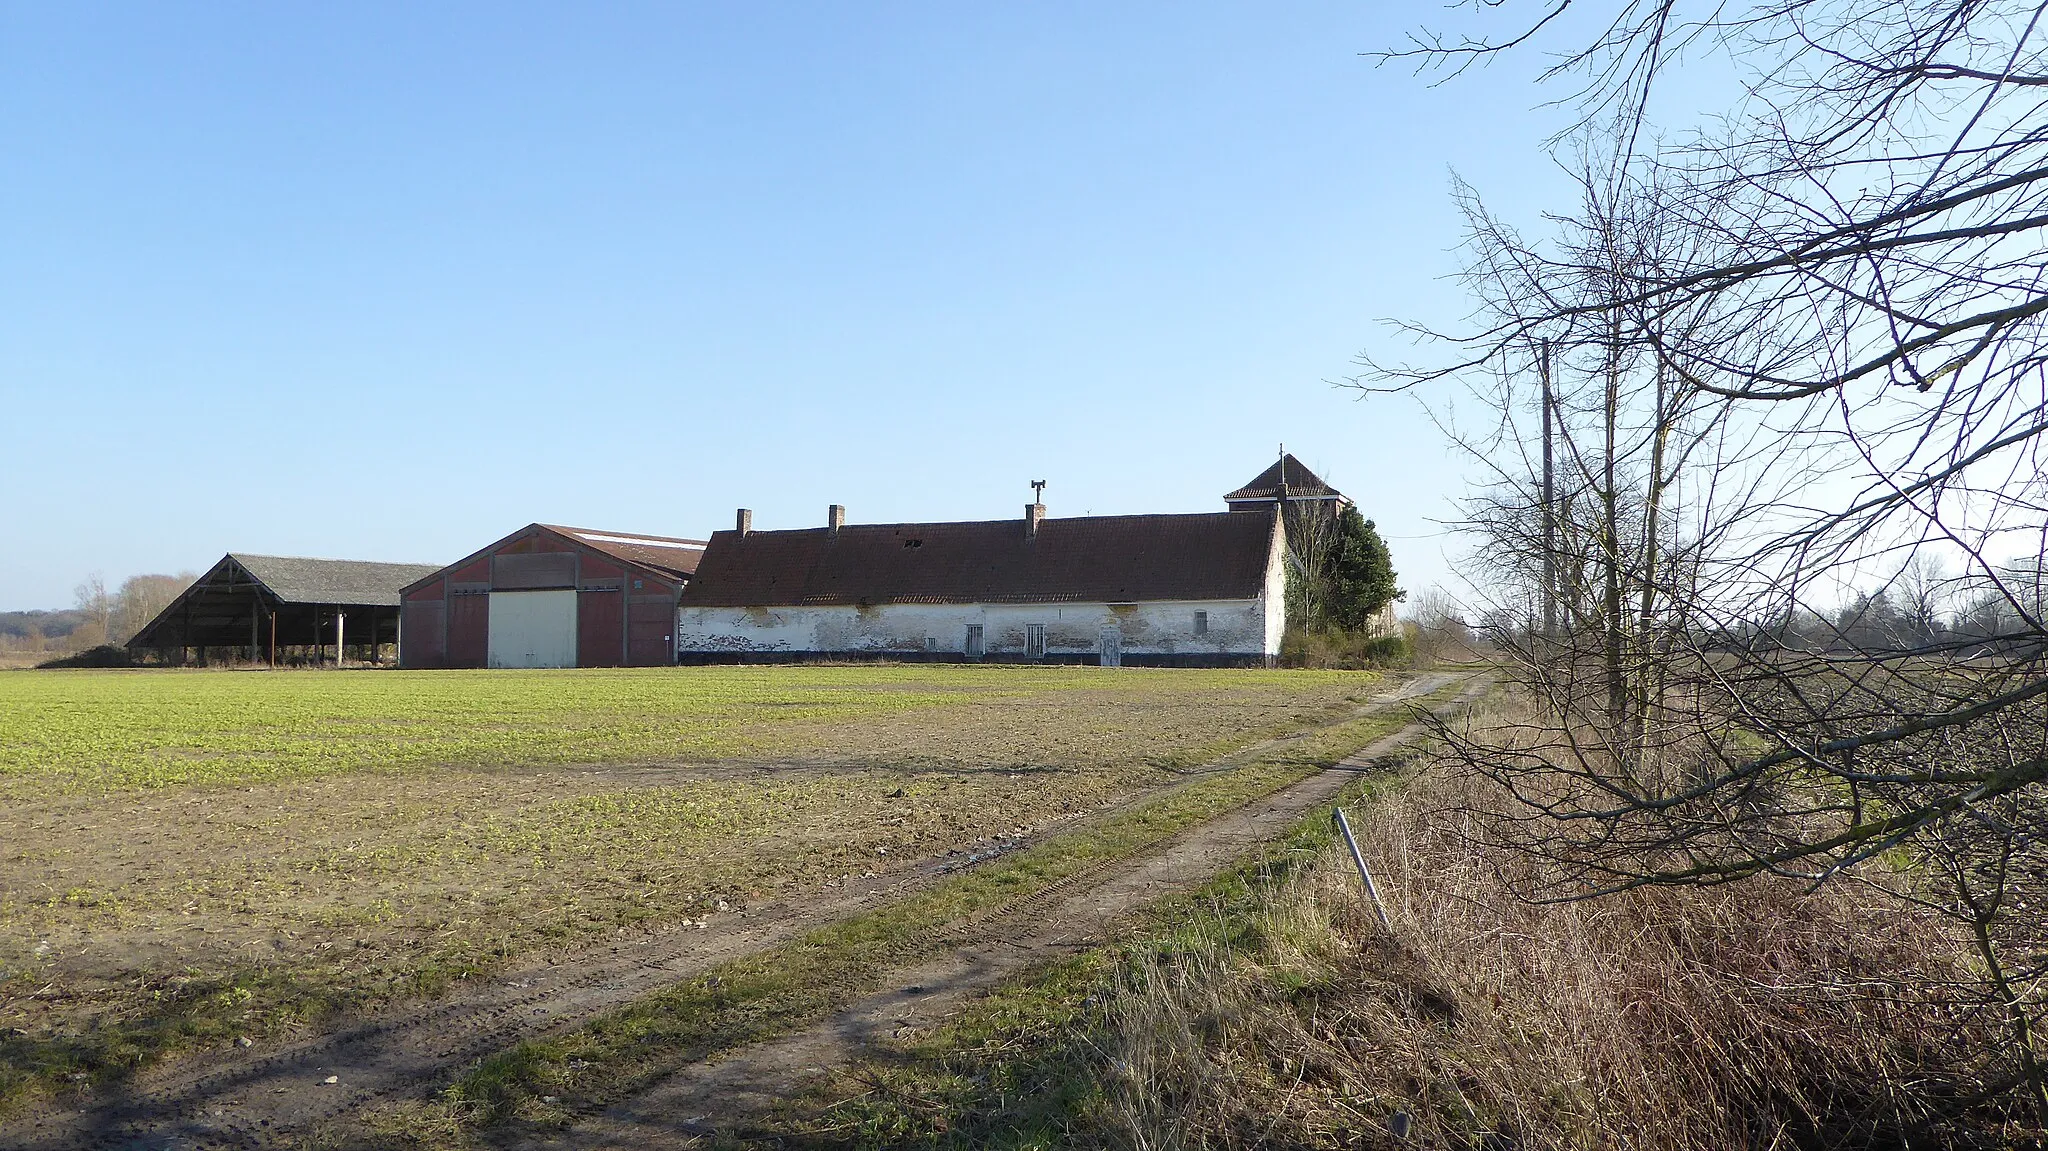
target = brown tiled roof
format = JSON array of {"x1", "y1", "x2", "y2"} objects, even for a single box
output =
[
  {"x1": 680, "y1": 511, "x2": 1280, "y2": 607},
  {"x1": 541, "y1": 525, "x2": 709, "y2": 581},
  {"x1": 1225, "y1": 454, "x2": 1344, "y2": 502}
]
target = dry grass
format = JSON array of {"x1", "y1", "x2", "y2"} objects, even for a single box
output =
[
  {"x1": 1090, "y1": 774, "x2": 1997, "y2": 1149},
  {"x1": 797, "y1": 703, "x2": 2015, "y2": 1150},
  {"x1": 0, "y1": 665, "x2": 1389, "y2": 1116}
]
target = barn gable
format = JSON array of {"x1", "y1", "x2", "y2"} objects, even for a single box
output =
[{"x1": 399, "y1": 524, "x2": 707, "y2": 669}]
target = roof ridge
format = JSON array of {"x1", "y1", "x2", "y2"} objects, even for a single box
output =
[{"x1": 725, "y1": 509, "x2": 1243, "y2": 536}]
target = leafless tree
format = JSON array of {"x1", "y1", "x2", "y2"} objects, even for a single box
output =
[
  {"x1": 1366, "y1": 0, "x2": 2048, "y2": 1122},
  {"x1": 71, "y1": 574, "x2": 110, "y2": 649},
  {"x1": 110, "y1": 573, "x2": 193, "y2": 646}
]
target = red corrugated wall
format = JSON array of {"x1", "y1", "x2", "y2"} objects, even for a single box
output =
[
  {"x1": 400, "y1": 579, "x2": 446, "y2": 668},
  {"x1": 400, "y1": 527, "x2": 683, "y2": 669}
]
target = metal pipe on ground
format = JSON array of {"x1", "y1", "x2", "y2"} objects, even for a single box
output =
[{"x1": 1333, "y1": 805, "x2": 1393, "y2": 933}]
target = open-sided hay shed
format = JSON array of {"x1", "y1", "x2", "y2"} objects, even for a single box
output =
[{"x1": 127, "y1": 554, "x2": 442, "y2": 665}]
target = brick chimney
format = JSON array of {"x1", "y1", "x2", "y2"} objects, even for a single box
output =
[
  {"x1": 1026, "y1": 502, "x2": 1046, "y2": 538},
  {"x1": 827, "y1": 504, "x2": 846, "y2": 534},
  {"x1": 736, "y1": 508, "x2": 753, "y2": 536}
]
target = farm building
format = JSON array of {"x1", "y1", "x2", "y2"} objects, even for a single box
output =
[
  {"x1": 675, "y1": 502, "x2": 1286, "y2": 666},
  {"x1": 398, "y1": 524, "x2": 707, "y2": 669},
  {"x1": 127, "y1": 553, "x2": 442, "y2": 665}
]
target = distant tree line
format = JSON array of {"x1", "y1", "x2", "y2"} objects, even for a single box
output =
[{"x1": 0, "y1": 573, "x2": 194, "y2": 655}]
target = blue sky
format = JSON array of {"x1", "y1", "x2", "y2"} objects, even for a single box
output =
[{"x1": 0, "y1": 2, "x2": 1590, "y2": 610}]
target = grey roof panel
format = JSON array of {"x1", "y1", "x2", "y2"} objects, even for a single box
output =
[{"x1": 229, "y1": 554, "x2": 444, "y2": 606}]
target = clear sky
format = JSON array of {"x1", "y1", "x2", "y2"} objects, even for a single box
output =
[{"x1": 1, "y1": 2, "x2": 1587, "y2": 611}]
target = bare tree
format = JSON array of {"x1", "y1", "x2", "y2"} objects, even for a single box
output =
[
  {"x1": 71, "y1": 574, "x2": 110, "y2": 650},
  {"x1": 110, "y1": 573, "x2": 193, "y2": 646},
  {"x1": 1368, "y1": 0, "x2": 2048, "y2": 1121}
]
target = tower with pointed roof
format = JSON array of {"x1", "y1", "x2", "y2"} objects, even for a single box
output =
[{"x1": 1223, "y1": 453, "x2": 1350, "y2": 515}]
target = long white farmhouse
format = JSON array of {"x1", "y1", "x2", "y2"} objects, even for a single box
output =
[{"x1": 675, "y1": 501, "x2": 1286, "y2": 666}]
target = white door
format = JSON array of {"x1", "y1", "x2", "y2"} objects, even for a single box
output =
[
  {"x1": 1099, "y1": 625, "x2": 1123, "y2": 668},
  {"x1": 488, "y1": 590, "x2": 578, "y2": 668}
]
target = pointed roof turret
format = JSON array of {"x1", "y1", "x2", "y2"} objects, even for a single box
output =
[{"x1": 1224, "y1": 454, "x2": 1347, "y2": 508}]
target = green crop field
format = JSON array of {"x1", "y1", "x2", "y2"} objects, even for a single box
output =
[{"x1": 0, "y1": 664, "x2": 1390, "y2": 1115}]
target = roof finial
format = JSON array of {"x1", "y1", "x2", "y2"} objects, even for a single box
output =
[{"x1": 1278, "y1": 443, "x2": 1286, "y2": 486}]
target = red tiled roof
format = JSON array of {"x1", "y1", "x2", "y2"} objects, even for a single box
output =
[
  {"x1": 1225, "y1": 454, "x2": 1344, "y2": 502},
  {"x1": 680, "y1": 511, "x2": 1279, "y2": 607},
  {"x1": 541, "y1": 525, "x2": 709, "y2": 581}
]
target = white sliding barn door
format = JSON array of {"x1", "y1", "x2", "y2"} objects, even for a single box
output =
[{"x1": 487, "y1": 590, "x2": 578, "y2": 668}]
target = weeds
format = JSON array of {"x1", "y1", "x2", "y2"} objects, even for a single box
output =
[{"x1": 789, "y1": 705, "x2": 2010, "y2": 1150}]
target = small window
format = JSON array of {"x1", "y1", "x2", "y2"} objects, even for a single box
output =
[
  {"x1": 1026, "y1": 623, "x2": 1046, "y2": 657},
  {"x1": 1194, "y1": 610, "x2": 1209, "y2": 636}
]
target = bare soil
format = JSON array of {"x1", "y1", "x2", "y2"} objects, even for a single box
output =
[{"x1": 0, "y1": 673, "x2": 1471, "y2": 1150}]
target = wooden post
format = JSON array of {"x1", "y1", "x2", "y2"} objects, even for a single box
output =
[
  {"x1": 336, "y1": 610, "x2": 346, "y2": 668},
  {"x1": 269, "y1": 612, "x2": 277, "y2": 668}
]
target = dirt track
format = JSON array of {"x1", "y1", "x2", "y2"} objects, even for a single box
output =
[
  {"x1": 510, "y1": 672, "x2": 1486, "y2": 1149},
  {"x1": 3, "y1": 672, "x2": 1470, "y2": 1150}
]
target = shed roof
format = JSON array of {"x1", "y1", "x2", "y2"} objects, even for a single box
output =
[
  {"x1": 229, "y1": 554, "x2": 443, "y2": 606},
  {"x1": 680, "y1": 510, "x2": 1280, "y2": 608},
  {"x1": 1225, "y1": 454, "x2": 1345, "y2": 503}
]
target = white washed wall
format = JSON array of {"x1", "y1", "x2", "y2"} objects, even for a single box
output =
[{"x1": 676, "y1": 596, "x2": 1278, "y2": 658}]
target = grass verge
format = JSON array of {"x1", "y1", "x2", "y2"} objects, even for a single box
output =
[{"x1": 782, "y1": 696, "x2": 2017, "y2": 1151}]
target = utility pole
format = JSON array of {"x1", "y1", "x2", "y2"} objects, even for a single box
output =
[{"x1": 1540, "y1": 339, "x2": 1558, "y2": 639}]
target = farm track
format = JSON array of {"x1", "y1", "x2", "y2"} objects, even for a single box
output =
[
  {"x1": 515, "y1": 672, "x2": 1491, "y2": 1150},
  {"x1": 3, "y1": 672, "x2": 1468, "y2": 1151}
]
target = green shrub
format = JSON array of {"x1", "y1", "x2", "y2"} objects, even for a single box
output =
[{"x1": 1280, "y1": 627, "x2": 1409, "y2": 669}]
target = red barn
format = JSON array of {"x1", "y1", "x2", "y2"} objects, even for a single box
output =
[{"x1": 399, "y1": 524, "x2": 706, "y2": 668}]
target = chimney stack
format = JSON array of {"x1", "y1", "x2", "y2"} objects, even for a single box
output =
[
  {"x1": 736, "y1": 508, "x2": 753, "y2": 536},
  {"x1": 1026, "y1": 502, "x2": 1046, "y2": 537},
  {"x1": 827, "y1": 504, "x2": 846, "y2": 534}
]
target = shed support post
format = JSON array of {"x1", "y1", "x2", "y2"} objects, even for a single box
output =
[
  {"x1": 250, "y1": 604, "x2": 259, "y2": 664},
  {"x1": 336, "y1": 610, "x2": 345, "y2": 668}
]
